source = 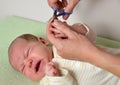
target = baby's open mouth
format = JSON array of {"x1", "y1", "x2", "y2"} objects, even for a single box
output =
[{"x1": 35, "y1": 60, "x2": 41, "y2": 72}]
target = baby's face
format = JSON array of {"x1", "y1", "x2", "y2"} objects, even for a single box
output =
[{"x1": 9, "y1": 38, "x2": 53, "y2": 81}]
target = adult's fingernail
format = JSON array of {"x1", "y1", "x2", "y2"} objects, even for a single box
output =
[
  {"x1": 63, "y1": 15, "x2": 69, "y2": 20},
  {"x1": 53, "y1": 20, "x2": 60, "y2": 26}
]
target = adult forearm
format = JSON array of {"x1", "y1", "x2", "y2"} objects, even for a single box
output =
[{"x1": 89, "y1": 47, "x2": 120, "y2": 77}]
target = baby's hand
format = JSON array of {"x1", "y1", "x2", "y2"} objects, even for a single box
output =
[
  {"x1": 71, "y1": 23, "x2": 88, "y2": 35},
  {"x1": 45, "y1": 62, "x2": 60, "y2": 76}
]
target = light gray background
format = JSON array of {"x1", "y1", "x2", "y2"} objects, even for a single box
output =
[{"x1": 0, "y1": 0, "x2": 120, "y2": 41}]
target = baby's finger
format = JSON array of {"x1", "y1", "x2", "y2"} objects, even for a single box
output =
[{"x1": 48, "y1": 61, "x2": 55, "y2": 66}]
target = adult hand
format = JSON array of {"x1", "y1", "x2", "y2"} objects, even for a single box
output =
[
  {"x1": 46, "y1": 20, "x2": 120, "y2": 77},
  {"x1": 47, "y1": 0, "x2": 80, "y2": 19},
  {"x1": 46, "y1": 20, "x2": 97, "y2": 62}
]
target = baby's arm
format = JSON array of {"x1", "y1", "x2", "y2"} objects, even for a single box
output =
[
  {"x1": 40, "y1": 67, "x2": 77, "y2": 85},
  {"x1": 45, "y1": 61, "x2": 60, "y2": 76}
]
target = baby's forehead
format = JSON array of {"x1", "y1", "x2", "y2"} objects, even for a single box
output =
[
  {"x1": 9, "y1": 38, "x2": 27, "y2": 57},
  {"x1": 9, "y1": 38, "x2": 28, "y2": 70},
  {"x1": 13, "y1": 38, "x2": 28, "y2": 46}
]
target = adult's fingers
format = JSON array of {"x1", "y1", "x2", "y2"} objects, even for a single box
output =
[
  {"x1": 63, "y1": 0, "x2": 80, "y2": 19},
  {"x1": 65, "y1": 0, "x2": 80, "y2": 12},
  {"x1": 46, "y1": 23, "x2": 62, "y2": 45},
  {"x1": 47, "y1": 0, "x2": 59, "y2": 8},
  {"x1": 52, "y1": 20, "x2": 75, "y2": 38},
  {"x1": 47, "y1": 0, "x2": 67, "y2": 10},
  {"x1": 62, "y1": 0, "x2": 68, "y2": 7}
]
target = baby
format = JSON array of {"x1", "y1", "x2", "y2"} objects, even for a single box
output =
[{"x1": 8, "y1": 23, "x2": 96, "y2": 85}]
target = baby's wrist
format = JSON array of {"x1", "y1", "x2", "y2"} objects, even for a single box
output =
[
  {"x1": 82, "y1": 24, "x2": 89, "y2": 36},
  {"x1": 82, "y1": 23, "x2": 96, "y2": 42}
]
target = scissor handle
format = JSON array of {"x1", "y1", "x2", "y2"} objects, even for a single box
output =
[
  {"x1": 51, "y1": 7, "x2": 72, "y2": 17},
  {"x1": 51, "y1": 7, "x2": 59, "y2": 14},
  {"x1": 51, "y1": 7, "x2": 59, "y2": 11},
  {"x1": 57, "y1": 11, "x2": 72, "y2": 17}
]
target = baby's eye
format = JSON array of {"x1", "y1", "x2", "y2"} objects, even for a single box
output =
[
  {"x1": 24, "y1": 48, "x2": 30, "y2": 58},
  {"x1": 21, "y1": 65, "x2": 25, "y2": 73},
  {"x1": 20, "y1": 64, "x2": 25, "y2": 73}
]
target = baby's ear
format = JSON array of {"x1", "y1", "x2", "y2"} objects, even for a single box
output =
[{"x1": 38, "y1": 37, "x2": 49, "y2": 46}]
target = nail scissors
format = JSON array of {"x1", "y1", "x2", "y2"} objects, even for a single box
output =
[{"x1": 48, "y1": 8, "x2": 72, "y2": 23}]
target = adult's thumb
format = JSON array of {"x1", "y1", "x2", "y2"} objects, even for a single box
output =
[
  {"x1": 63, "y1": 0, "x2": 80, "y2": 19},
  {"x1": 46, "y1": 23, "x2": 61, "y2": 45},
  {"x1": 65, "y1": 0, "x2": 80, "y2": 13}
]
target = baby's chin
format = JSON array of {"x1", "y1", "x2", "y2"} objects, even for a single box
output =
[
  {"x1": 28, "y1": 73, "x2": 45, "y2": 81},
  {"x1": 23, "y1": 59, "x2": 50, "y2": 81}
]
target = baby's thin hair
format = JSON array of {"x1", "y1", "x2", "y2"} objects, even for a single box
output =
[
  {"x1": 17, "y1": 34, "x2": 38, "y2": 42},
  {"x1": 8, "y1": 34, "x2": 38, "y2": 55}
]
